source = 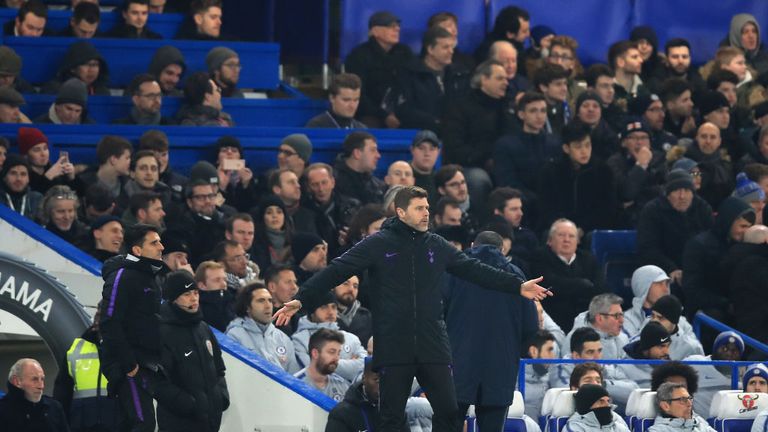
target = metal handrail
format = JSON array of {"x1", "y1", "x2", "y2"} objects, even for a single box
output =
[{"x1": 693, "y1": 311, "x2": 768, "y2": 355}]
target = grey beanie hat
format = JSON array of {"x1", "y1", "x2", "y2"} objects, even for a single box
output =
[
  {"x1": 0, "y1": 46, "x2": 22, "y2": 77},
  {"x1": 56, "y1": 78, "x2": 88, "y2": 108},
  {"x1": 206, "y1": 47, "x2": 238, "y2": 72},
  {"x1": 281, "y1": 133, "x2": 312, "y2": 162}
]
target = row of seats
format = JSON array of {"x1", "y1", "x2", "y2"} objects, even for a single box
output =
[{"x1": 4, "y1": 36, "x2": 280, "y2": 90}]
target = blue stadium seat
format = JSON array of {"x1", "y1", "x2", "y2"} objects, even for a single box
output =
[
  {"x1": 0, "y1": 9, "x2": 184, "y2": 39},
  {"x1": 590, "y1": 230, "x2": 637, "y2": 306},
  {"x1": 3, "y1": 37, "x2": 280, "y2": 90},
  {"x1": 632, "y1": 391, "x2": 657, "y2": 432},
  {"x1": 21, "y1": 95, "x2": 326, "y2": 127},
  {"x1": 710, "y1": 392, "x2": 767, "y2": 432}
]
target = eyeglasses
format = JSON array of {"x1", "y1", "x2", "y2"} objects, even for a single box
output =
[
  {"x1": 222, "y1": 62, "x2": 242, "y2": 70},
  {"x1": 600, "y1": 312, "x2": 624, "y2": 320},
  {"x1": 227, "y1": 253, "x2": 250, "y2": 262},
  {"x1": 666, "y1": 396, "x2": 694, "y2": 404},
  {"x1": 278, "y1": 149, "x2": 298, "y2": 157},
  {"x1": 191, "y1": 193, "x2": 217, "y2": 201},
  {"x1": 690, "y1": 171, "x2": 702, "y2": 177}
]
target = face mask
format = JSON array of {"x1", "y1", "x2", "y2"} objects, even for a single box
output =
[
  {"x1": 592, "y1": 406, "x2": 613, "y2": 426},
  {"x1": 532, "y1": 363, "x2": 549, "y2": 376}
]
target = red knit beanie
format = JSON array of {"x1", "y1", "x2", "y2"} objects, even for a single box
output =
[{"x1": 17, "y1": 127, "x2": 48, "y2": 156}]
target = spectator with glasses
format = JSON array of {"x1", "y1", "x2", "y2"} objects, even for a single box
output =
[
  {"x1": 546, "y1": 35, "x2": 586, "y2": 109},
  {"x1": 213, "y1": 239, "x2": 259, "y2": 293},
  {"x1": 207, "y1": 47, "x2": 244, "y2": 98},
  {"x1": 175, "y1": 163, "x2": 228, "y2": 265},
  {"x1": 647, "y1": 382, "x2": 715, "y2": 432},
  {"x1": 565, "y1": 294, "x2": 628, "y2": 360},
  {"x1": 115, "y1": 74, "x2": 172, "y2": 125}
]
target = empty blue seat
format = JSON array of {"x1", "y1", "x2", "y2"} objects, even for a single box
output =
[{"x1": 591, "y1": 230, "x2": 637, "y2": 306}]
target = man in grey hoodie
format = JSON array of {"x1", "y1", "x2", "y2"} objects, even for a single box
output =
[
  {"x1": 566, "y1": 384, "x2": 631, "y2": 432},
  {"x1": 226, "y1": 283, "x2": 300, "y2": 373},
  {"x1": 620, "y1": 321, "x2": 671, "y2": 388},
  {"x1": 291, "y1": 291, "x2": 367, "y2": 382},
  {"x1": 623, "y1": 265, "x2": 673, "y2": 337},
  {"x1": 647, "y1": 382, "x2": 716, "y2": 432}
]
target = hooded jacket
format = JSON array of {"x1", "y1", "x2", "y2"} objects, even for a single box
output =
[
  {"x1": 549, "y1": 353, "x2": 638, "y2": 411},
  {"x1": 524, "y1": 364, "x2": 550, "y2": 419},
  {"x1": 325, "y1": 381, "x2": 396, "y2": 432},
  {"x1": 176, "y1": 104, "x2": 234, "y2": 127},
  {"x1": 494, "y1": 129, "x2": 560, "y2": 196},
  {"x1": 726, "y1": 14, "x2": 768, "y2": 75},
  {"x1": 291, "y1": 316, "x2": 366, "y2": 382},
  {"x1": 443, "y1": 245, "x2": 539, "y2": 407},
  {"x1": 618, "y1": 339, "x2": 654, "y2": 387},
  {"x1": 565, "y1": 410, "x2": 631, "y2": 432},
  {"x1": 332, "y1": 156, "x2": 386, "y2": 205},
  {"x1": 148, "y1": 46, "x2": 186, "y2": 97},
  {"x1": 155, "y1": 302, "x2": 229, "y2": 432},
  {"x1": 226, "y1": 316, "x2": 299, "y2": 373},
  {"x1": 724, "y1": 243, "x2": 768, "y2": 343},
  {"x1": 42, "y1": 41, "x2": 110, "y2": 95},
  {"x1": 624, "y1": 265, "x2": 667, "y2": 337},
  {"x1": 99, "y1": 254, "x2": 169, "y2": 385},
  {"x1": 682, "y1": 197, "x2": 753, "y2": 317},
  {"x1": 0, "y1": 182, "x2": 43, "y2": 220},
  {"x1": 0, "y1": 380, "x2": 69, "y2": 432},
  {"x1": 682, "y1": 354, "x2": 731, "y2": 417},
  {"x1": 105, "y1": 22, "x2": 162, "y2": 39},
  {"x1": 647, "y1": 415, "x2": 716, "y2": 432},
  {"x1": 295, "y1": 217, "x2": 527, "y2": 369}
]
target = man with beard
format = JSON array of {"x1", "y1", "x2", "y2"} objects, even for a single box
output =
[
  {"x1": 207, "y1": 47, "x2": 243, "y2": 98},
  {"x1": 523, "y1": 329, "x2": 557, "y2": 419},
  {"x1": 647, "y1": 39, "x2": 706, "y2": 96},
  {"x1": 294, "y1": 328, "x2": 350, "y2": 402},
  {"x1": 0, "y1": 154, "x2": 43, "y2": 220},
  {"x1": 333, "y1": 275, "x2": 372, "y2": 347},
  {"x1": 114, "y1": 74, "x2": 172, "y2": 125},
  {"x1": 0, "y1": 358, "x2": 68, "y2": 432},
  {"x1": 608, "y1": 41, "x2": 646, "y2": 105},
  {"x1": 619, "y1": 322, "x2": 671, "y2": 388}
]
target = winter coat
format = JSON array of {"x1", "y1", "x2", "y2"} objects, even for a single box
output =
[
  {"x1": 523, "y1": 365, "x2": 549, "y2": 419},
  {"x1": 751, "y1": 410, "x2": 768, "y2": 432},
  {"x1": 647, "y1": 415, "x2": 717, "y2": 432},
  {"x1": 155, "y1": 303, "x2": 229, "y2": 432},
  {"x1": 336, "y1": 301, "x2": 373, "y2": 350},
  {"x1": 636, "y1": 195, "x2": 713, "y2": 275},
  {"x1": 494, "y1": 129, "x2": 560, "y2": 197},
  {"x1": 325, "y1": 381, "x2": 410, "y2": 432},
  {"x1": 332, "y1": 157, "x2": 386, "y2": 205},
  {"x1": 442, "y1": 89, "x2": 517, "y2": 168},
  {"x1": 619, "y1": 340, "x2": 654, "y2": 387},
  {"x1": 226, "y1": 316, "x2": 299, "y2": 373},
  {"x1": 684, "y1": 145, "x2": 735, "y2": 209},
  {"x1": 606, "y1": 148, "x2": 667, "y2": 226},
  {"x1": 295, "y1": 217, "x2": 527, "y2": 369},
  {"x1": 291, "y1": 317, "x2": 366, "y2": 382},
  {"x1": 305, "y1": 111, "x2": 368, "y2": 129},
  {"x1": 302, "y1": 192, "x2": 361, "y2": 259},
  {"x1": 529, "y1": 248, "x2": 605, "y2": 332},
  {"x1": 565, "y1": 410, "x2": 631, "y2": 432},
  {"x1": 104, "y1": 23, "x2": 162, "y2": 39},
  {"x1": 0, "y1": 186, "x2": 43, "y2": 220},
  {"x1": 41, "y1": 41, "x2": 109, "y2": 95},
  {"x1": 442, "y1": 245, "x2": 539, "y2": 406},
  {"x1": 173, "y1": 207, "x2": 227, "y2": 266},
  {"x1": 175, "y1": 104, "x2": 234, "y2": 127},
  {"x1": 724, "y1": 243, "x2": 768, "y2": 343},
  {"x1": 98, "y1": 254, "x2": 168, "y2": 387},
  {"x1": 344, "y1": 37, "x2": 414, "y2": 120},
  {"x1": 148, "y1": 46, "x2": 186, "y2": 97},
  {"x1": 0, "y1": 381, "x2": 69, "y2": 432},
  {"x1": 199, "y1": 289, "x2": 235, "y2": 333}
]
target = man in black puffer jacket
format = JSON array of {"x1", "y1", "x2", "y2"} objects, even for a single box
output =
[
  {"x1": 155, "y1": 271, "x2": 229, "y2": 432},
  {"x1": 276, "y1": 186, "x2": 552, "y2": 432}
]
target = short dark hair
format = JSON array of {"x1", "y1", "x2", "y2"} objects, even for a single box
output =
[
  {"x1": 516, "y1": 91, "x2": 547, "y2": 111},
  {"x1": 744, "y1": 163, "x2": 768, "y2": 182},
  {"x1": 18, "y1": 0, "x2": 47, "y2": 22},
  {"x1": 130, "y1": 150, "x2": 159, "y2": 172},
  {"x1": 421, "y1": 26, "x2": 453, "y2": 54},
  {"x1": 129, "y1": 191, "x2": 162, "y2": 217},
  {"x1": 191, "y1": 0, "x2": 222, "y2": 15},
  {"x1": 570, "y1": 362, "x2": 604, "y2": 389},
  {"x1": 123, "y1": 0, "x2": 150, "y2": 11},
  {"x1": 434, "y1": 164, "x2": 463, "y2": 189},
  {"x1": 664, "y1": 38, "x2": 690, "y2": 56},
  {"x1": 483, "y1": 220, "x2": 514, "y2": 242},
  {"x1": 233, "y1": 282, "x2": 268, "y2": 318},
  {"x1": 562, "y1": 120, "x2": 592, "y2": 145},
  {"x1": 491, "y1": 6, "x2": 529, "y2": 38},
  {"x1": 393, "y1": 186, "x2": 428, "y2": 213},
  {"x1": 268, "y1": 168, "x2": 294, "y2": 190},
  {"x1": 584, "y1": 64, "x2": 614, "y2": 88},
  {"x1": 488, "y1": 187, "x2": 523, "y2": 214},
  {"x1": 570, "y1": 327, "x2": 601, "y2": 354},
  {"x1": 607, "y1": 40, "x2": 638, "y2": 70},
  {"x1": 706, "y1": 69, "x2": 739, "y2": 90},
  {"x1": 435, "y1": 197, "x2": 460, "y2": 218},
  {"x1": 308, "y1": 328, "x2": 345, "y2": 357},
  {"x1": 348, "y1": 203, "x2": 386, "y2": 242},
  {"x1": 427, "y1": 12, "x2": 457, "y2": 29},
  {"x1": 128, "y1": 73, "x2": 159, "y2": 97},
  {"x1": 525, "y1": 330, "x2": 556, "y2": 356},
  {"x1": 651, "y1": 361, "x2": 699, "y2": 394},
  {"x1": 183, "y1": 71, "x2": 214, "y2": 106},
  {"x1": 534, "y1": 63, "x2": 569, "y2": 89},
  {"x1": 212, "y1": 239, "x2": 240, "y2": 261},
  {"x1": 660, "y1": 78, "x2": 692, "y2": 104},
  {"x1": 328, "y1": 73, "x2": 361, "y2": 96},
  {"x1": 262, "y1": 263, "x2": 294, "y2": 285},
  {"x1": 96, "y1": 135, "x2": 133, "y2": 166},
  {"x1": 138, "y1": 129, "x2": 169, "y2": 152},
  {"x1": 73, "y1": 2, "x2": 100, "y2": 24},
  {"x1": 225, "y1": 212, "x2": 254, "y2": 233},
  {"x1": 473, "y1": 231, "x2": 503, "y2": 249},
  {"x1": 342, "y1": 131, "x2": 376, "y2": 158},
  {"x1": 123, "y1": 223, "x2": 160, "y2": 252},
  {"x1": 471, "y1": 59, "x2": 503, "y2": 89}
]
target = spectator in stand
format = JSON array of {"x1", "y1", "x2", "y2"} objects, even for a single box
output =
[
  {"x1": 442, "y1": 60, "x2": 516, "y2": 201},
  {"x1": 533, "y1": 63, "x2": 570, "y2": 136},
  {"x1": 226, "y1": 282, "x2": 299, "y2": 373},
  {"x1": 723, "y1": 14, "x2": 768, "y2": 76},
  {"x1": 305, "y1": 73, "x2": 366, "y2": 129},
  {"x1": 647, "y1": 38, "x2": 706, "y2": 96},
  {"x1": 344, "y1": 203, "x2": 386, "y2": 248},
  {"x1": 207, "y1": 47, "x2": 244, "y2": 98},
  {"x1": 707, "y1": 70, "x2": 754, "y2": 134},
  {"x1": 224, "y1": 212, "x2": 255, "y2": 257},
  {"x1": 291, "y1": 232, "x2": 327, "y2": 285},
  {"x1": 647, "y1": 382, "x2": 715, "y2": 432},
  {"x1": 76, "y1": 136, "x2": 131, "y2": 201},
  {"x1": 474, "y1": 5, "x2": 530, "y2": 68},
  {"x1": 194, "y1": 260, "x2": 235, "y2": 332},
  {"x1": 333, "y1": 275, "x2": 372, "y2": 350},
  {"x1": 530, "y1": 219, "x2": 605, "y2": 331},
  {"x1": 566, "y1": 294, "x2": 629, "y2": 360},
  {"x1": 324, "y1": 356, "x2": 392, "y2": 431},
  {"x1": 262, "y1": 264, "x2": 299, "y2": 335},
  {"x1": 176, "y1": 0, "x2": 223, "y2": 40},
  {"x1": 620, "y1": 322, "x2": 671, "y2": 387},
  {"x1": 683, "y1": 332, "x2": 743, "y2": 416},
  {"x1": 650, "y1": 362, "x2": 700, "y2": 405},
  {"x1": 344, "y1": 11, "x2": 414, "y2": 128},
  {"x1": 649, "y1": 295, "x2": 704, "y2": 359},
  {"x1": 124, "y1": 190, "x2": 165, "y2": 229},
  {"x1": 251, "y1": 195, "x2": 292, "y2": 272},
  {"x1": 38, "y1": 185, "x2": 89, "y2": 247},
  {"x1": 36, "y1": 78, "x2": 95, "y2": 125},
  {"x1": 631, "y1": 26, "x2": 665, "y2": 85},
  {"x1": 697, "y1": 90, "x2": 750, "y2": 163},
  {"x1": 270, "y1": 168, "x2": 317, "y2": 234},
  {"x1": 661, "y1": 78, "x2": 696, "y2": 139},
  {"x1": 139, "y1": 130, "x2": 188, "y2": 200},
  {"x1": 383, "y1": 161, "x2": 414, "y2": 188},
  {"x1": 489, "y1": 40, "x2": 530, "y2": 109},
  {"x1": 159, "y1": 230, "x2": 192, "y2": 273},
  {"x1": 732, "y1": 172, "x2": 766, "y2": 224},
  {"x1": 0, "y1": 87, "x2": 27, "y2": 124},
  {"x1": 175, "y1": 176, "x2": 227, "y2": 266},
  {"x1": 523, "y1": 329, "x2": 556, "y2": 419},
  {"x1": 435, "y1": 164, "x2": 482, "y2": 234},
  {"x1": 546, "y1": 36, "x2": 586, "y2": 109},
  {"x1": 148, "y1": 0, "x2": 165, "y2": 13},
  {"x1": 0, "y1": 358, "x2": 69, "y2": 432},
  {"x1": 86, "y1": 215, "x2": 124, "y2": 262},
  {"x1": 176, "y1": 71, "x2": 233, "y2": 126},
  {"x1": 623, "y1": 265, "x2": 674, "y2": 337},
  {"x1": 107, "y1": 0, "x2": 161, "y2": 39},
  {"x1": 58, "y1": 1, "x2": 100, "y2": 38},
  {"x1": 744, "y1": 364, "x2": 768, "y2": 393},
  {"x1": 584, "y1": 64, "x2": 624, "y2": 132},
  {"x1": 606, "y1": 117, "x2": 667, "y2": 226},
  {"x1": 80, "y1": 183, "x2": 117, "y2": 225},
  {"x1": 394, "y1": 26, "x2": 468, "y2": 131},
  {"x1": 675, "y1": 122, "x2": 735, "y2": 208},
  {"x1": 294, "y1": 328, "x2": 351, "y2": 402},
  {"x1": 0, "y1": 46, "x2": 35, "y2": 94},
  {"x1": 114, "y1": 74, "x2": 172, "y2": 125},
  {"x1": 428, "y1": 11, "x2": 474, "y2": 71},
  {"x1": 3, "y1": 0, "x2": 48, "y2": 37},
  {"x1": 575, "y1": 91, "x2": 620, "y2": 161},
  {"x1": 116, "y1": 150, "x2": 171, "y2": 212},
  {"x1": 569, "y1": 362, "x2": 605, "y2": 389},
  {"x1": 213, "y1": 136, "x2": 259, "y2": 212},
  {"x1": 0, "y1": 138, "x2": 7, "y2": 171},
  {"x1": 537, "y1": 119, "x2": 618, "y2": 232},
  {"x1": 0, "y1": 154, "x2": 42, "y2": 219},
  {"x1": 213, "y1": 239, "x2": 258, "y2": 292},
  {"x1": 433, "y1": 197, "x2": 463, "y2": 228},
  {"x1": 270, "y1": 133, "x2": 313, "y2": 182},
  {"x1": 636, "y1": 170, "x2": 713, "y2": 285},
  {"x1": 148, "y1": 45, "x2": 186, "y2": 97},
  {"x1": 609, "y1": 40, "x2": 647, "y2": 105},
  {"x1": 629, "y1": 93, "x2": 678, "y2": 152},
  {"x1": 487, "y1": 187, "x2": 539, "y2": 264},
  {"x1": 292, "y1": 291, "x2": 367, "y2": 382},
  {"x1": 409, "y1": 130, "x2": 440, "y2": 205},
  {"x1": 566, "y1": 384, "x2": 631, "y2": 432},
  {"x1": 18, "y1": 127, "x2": 77, "y2": 195},
  {"x1": 333, "y1": 131, "x2": 385, "y2": 205},
  {"x1": 42, "y1": 41, "x2": 109, "y2": 96}
]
